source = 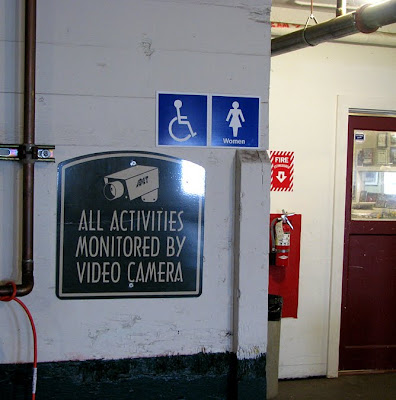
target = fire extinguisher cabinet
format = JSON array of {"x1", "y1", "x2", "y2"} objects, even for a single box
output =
[{"x1": 267, "y1": 294, "x2": 283, "y2": 399}]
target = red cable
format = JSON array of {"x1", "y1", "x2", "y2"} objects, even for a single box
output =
[{"x1": 1, "y1": 281, "x2": 38, "y2": 399}]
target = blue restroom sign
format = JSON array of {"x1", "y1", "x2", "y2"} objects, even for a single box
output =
[
  {"x1": 211, "y1": 96, "x2": 260, "y2": 148},
  {"x1": 157, "y1": 93, "x2": 208, "y2": 146},
  {"x1": 57, "y1": 151, "x2": 205, "y2": 299},
  {"x1": 157, "y1": 92, "x2": 260, "y2": 148}
]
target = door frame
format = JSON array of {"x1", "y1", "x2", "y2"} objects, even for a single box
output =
[{"x1": 327, "y1": 95, "x2": 396, "y2": 378}]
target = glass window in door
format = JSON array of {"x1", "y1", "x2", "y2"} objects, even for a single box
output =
[{"x1": 351, "y1": 130, "x2": 396, "y2": 220}]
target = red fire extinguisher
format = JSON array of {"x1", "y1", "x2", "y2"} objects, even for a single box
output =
[{"x1": 270, "y1": 210, "x2": 294, "y2": 267}]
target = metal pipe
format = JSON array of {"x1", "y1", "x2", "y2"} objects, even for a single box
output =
[
  {"x1": 271, "y1": 23, "x2": 396, "y2": 48},
  {"x1": 336, "y1": 0, "x2": 347, "y2": 17},
  {"x1": 0, "y1": 0, "x2": 36, "y2": 297},
  {"x1": 271, "y1": 0, "x2": 396, "y2": 56},
  {"x1": 356, "y1": 0, "x2": 396, "y2": 32}
]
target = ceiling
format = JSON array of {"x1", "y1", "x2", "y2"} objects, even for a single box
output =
[
  {"x1": 271, "y1": 0, "x2": 396, "y2": 34},
  {"x1": 272, "y1": 0, "x2": 369, "y2": 11}
]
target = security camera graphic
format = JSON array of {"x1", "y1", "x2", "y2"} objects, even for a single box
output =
[{"x1": 103, "y1": 165, "x2": 159, "y2": 202}]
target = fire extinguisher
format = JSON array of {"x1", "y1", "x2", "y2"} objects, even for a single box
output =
[{"x1": 270, "y1": 210, "x2": 294, "y2": 267}]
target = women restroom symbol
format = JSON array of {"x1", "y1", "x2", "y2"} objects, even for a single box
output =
[
  {"x1": 168, "y1": 100, "x2": 197, "y2": 142},
  {"x1": 226, "y1": 101, "x2": 245, "y2": 137}
]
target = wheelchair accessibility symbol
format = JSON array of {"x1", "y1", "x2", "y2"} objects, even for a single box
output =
[
  {"x1": 168, "y1": 100, "x2": 197, "y2": 142},
  {"x1": 157, "y1": 92, "x2": 206, "y2": 146}
]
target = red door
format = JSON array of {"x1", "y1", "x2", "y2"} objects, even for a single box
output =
[{"x1": 339, "y1": 114, "x2": 396, "y2": 371}]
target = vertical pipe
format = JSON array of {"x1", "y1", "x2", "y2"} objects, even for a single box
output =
[
  {"x1": 21, "y1": 162, "x2": 34, "y2": 295},
  {"x1": 336, "y1": 0, "x2": 347, "y2": 17},
  {"x1": 21, "y1": 0, "x2": 36, "y2": 295},
  {"x1": 0, "y1": 0, "x2": 36, "y2": 296},
  {"x1": 24, "y1": 0, "x2": 36, "y2": 145}
]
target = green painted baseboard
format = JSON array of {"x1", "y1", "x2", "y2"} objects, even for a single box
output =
[{"x1": 0, "y1": 352, "x2": 266, "y2": 399}]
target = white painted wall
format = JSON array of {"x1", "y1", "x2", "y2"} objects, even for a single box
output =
[
  {"x1": 269, "y1": 16, "x2": 396, "y2": 377},
  {"x1": 0, "y1": 0, "x2": 271, "y2": 364}
]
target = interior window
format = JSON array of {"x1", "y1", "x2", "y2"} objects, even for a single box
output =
[{"x1": 351, "y1": 130, "x2": 396, "y2": 220}]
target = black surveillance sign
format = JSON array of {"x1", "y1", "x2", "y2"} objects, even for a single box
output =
[{"x1": 56, "y1": 152, "x2": 205, "y2": 299}]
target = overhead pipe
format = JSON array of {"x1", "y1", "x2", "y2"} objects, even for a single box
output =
[
  {"x1": 0, "y1": 0, "x2": 36, "y2": 297},
  {"x1": 271, "y1": 0, "x2": 396, "y2": 56},
  {"x1": 271, "y1": 21, "x2": 396, "y2": 47}
]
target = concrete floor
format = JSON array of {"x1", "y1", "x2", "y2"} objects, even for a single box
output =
[{"x1": 274, "y1": 372, "x2": 396, "y2": 400}]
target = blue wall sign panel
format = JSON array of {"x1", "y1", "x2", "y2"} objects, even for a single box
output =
[
  {"x1": 157, "y1": 92, "x2": 260, "y2": 148},
  {"x1": 157, "y1": 93, "x2": 207, "y2": 147},
  {"x1": 211, "y1": 96, "x2": 260, "y2": 148},
  {"x1": 57, "y1": 151, "x2": 205, "y2": 299}
]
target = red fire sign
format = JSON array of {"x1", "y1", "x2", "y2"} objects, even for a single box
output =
[{"x1": 270, "y1": 151, "x2": 294, "y2": 192}]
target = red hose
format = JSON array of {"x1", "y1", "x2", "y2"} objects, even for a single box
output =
[{"x1": 0, "y1": 281, "x2": 38, "y2": 399}]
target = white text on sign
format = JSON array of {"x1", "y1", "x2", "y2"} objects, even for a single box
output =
[
  {"x1": 270, "y1": 151, "x2": 294, "y2": 192},
  {"x1": 275, "y1": 157, "x2": 289, "y2": 163}
]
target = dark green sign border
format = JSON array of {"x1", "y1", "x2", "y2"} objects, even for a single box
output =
[{"x1": 56, "y1": 151, "x2": 205, "y2": 299}]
